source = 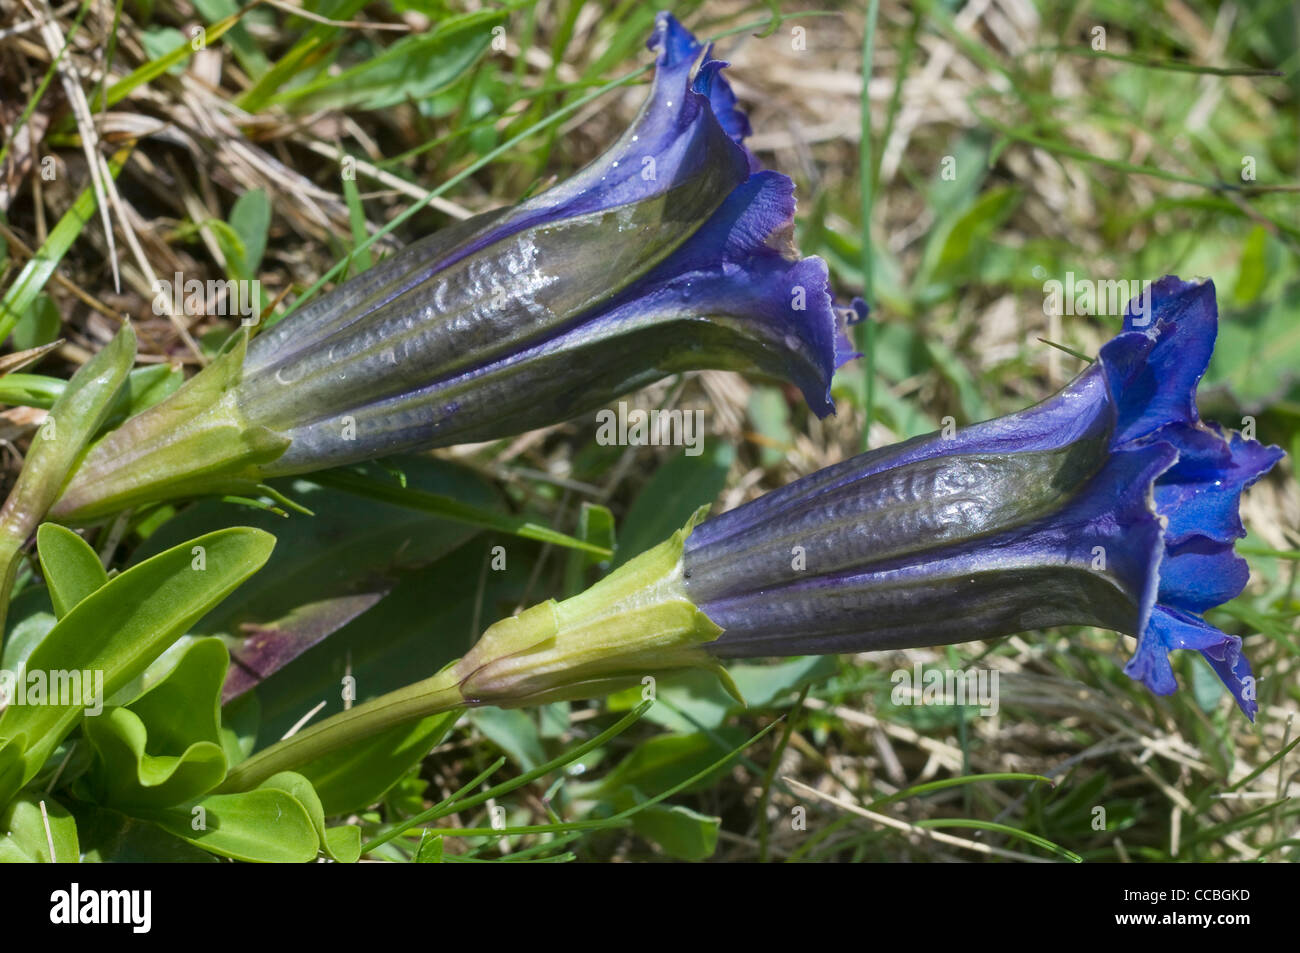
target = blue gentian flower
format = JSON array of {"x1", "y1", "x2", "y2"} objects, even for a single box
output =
[
  {"x1": 682, "y1": 277, "x2": 1281, "y2": 719},
  {"x1": 52, "y1": 12, "x2": 854, "y2": 522}
]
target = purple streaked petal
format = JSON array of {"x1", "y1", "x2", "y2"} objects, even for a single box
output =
[
  {"x1": 691, "y1": 438, "x2": 1176, "y2": 656},
  {"x1": 688, "y1": 363, "x2": 1114, "y2": 551},
  {"x1": 258, "y1": 171, "x2": 852, "y2": 469},
  {"x1": 246, "y1": 13, "x2": 752, "y2": 381}
]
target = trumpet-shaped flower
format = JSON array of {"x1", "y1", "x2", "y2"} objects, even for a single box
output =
[
  {"x1": 682, "y1": 277, "x2": 1281, "y2": 718},
  {"x1": 51, "y1": 13, "x2": 854, "y2": 522}
]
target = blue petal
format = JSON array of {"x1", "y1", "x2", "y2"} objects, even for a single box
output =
[
  {"x1": 692, "y1": 430, "x2": 1177, "y2": 658},
  {"x1": 445, "y1": 13, "x2": 753, "y2": 265},
  {"x1": 1157, "y1": 537, "x2": 1250, "y2": 613},
  {"x1": 1154, "y1": 424, "x2": 1285, "y2": 545},
  {"x1": 604, "y1": 171, "x2": 846, "y2": 414},
  {"x1": 314, "y1": 174, "x2": 853, "y2": 448},
  {"x1": 688, "y1": 363, "x2": 1114, "y2": 551},
  {"x1": 650, "y1": 13, "x2": 753, "y2": 149},
  {"x1": 1098, "y1": 277, "x2": 1281, "y2": 715},
  {"x1": 1129, "y1": 606, "x2": 1258, "y2": 720},
  {"x1": 522, "y1": 11, "x2": 752, "y2": 222},
  {"x1": 1102, "y1": 276, "x2": 1217, "y2": 446}
]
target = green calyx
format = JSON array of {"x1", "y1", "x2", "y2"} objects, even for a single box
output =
[
  {"x1": 49, "y1": 334, "x2": 290, "y2": 524},
  {"x1": 454, "y1": 507, "x2": 734, "y2": 707}
]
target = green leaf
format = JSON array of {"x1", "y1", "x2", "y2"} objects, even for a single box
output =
[
  {"x1": 609, "y1": 658, "x2": 836, "y2": 733},
  {"x1": 342, "y1": 173, "x2": 372, "y2": 275},
  {"x1": 234, "y1": 0, "x2": 373, "y2": 113},
  {"x1": 190, "y1": 0, "x2": 269, "y2": 79},
  {"x1": 259, "y1": 771, "x2": 360, "y2": 863},
  {"x1": 382, "y1": 768, "x2": 429, "y2": 818},
  {"x1": 0, "y1": 324, "x2": 135, "y2": 631},
  {"x1": 731, "y1": 657, "x2": 839, "y2": 708},
  {"x1": 931, "y1": 186, "x2": 1021, "y2": 285},
  {"x1": 273, "y1": 10, "x2": 502, "y2": 113},
  {"x1": 81, "y1": 638, "x2": 230, "y2": 809},
  {"x1": 1206, "y1": 283, "x2": 1300, "y2": 406},
  {"x1": 415, "y1": 830, "x2": 444, "y2": 863},
  {"x1": 74, "y1": 802, "x2": 218, "y2": 862},
  {"x1": 37, "y1": 524, "x2": 107, "y2": 619},
  {"x1": 0, "y1": 363, "x2": 183, "y2": 419},
  {"x1": 325, "y1": 823, "x2": 363, "y2": 862},
  {"x1": 608, "y1": 670, "x2": 732, "y2": 733},
  {"x1": 747, "y1": 386, "x2": 795, "y2": 468},
  {"x1": 140, "y1": 27, "x2": 188, "y2": 74},
  {"x1": 145, "y1": 785, "x2": 319, "y2": 863},
  {"x1": 469, "y1": 707, "x2": 545, "y2": 771},
  {"x1": 1190, "y1": 654, "x2": 1227, "y2": 713},
  {"x1": 580, "y1": 729, "x2": 744, "y2": 800},
  {"x1": 0, "y1": 792, "x2": 79, "y2": 863},
  {"x1": 10, "y1": 293, "x2": 61, "y2": 353},
  {"x1": 219, "y1": 691, "x2": 260, "y2": 765},
  {"x1": 0, "y1": 372, "x2": 64, "y2": 409},
  {"x1": 82, "y1": 707, "x2": 227, "y2": 810},
  {"x1": 106, "y1": 362, "x2": 185, "y2": 426},
  {"x1": 914, "y1": 817, "x2": 1081, "y2": 863},
  {"x1": 117, "y1": 638, "x2": 228, "y2": 752},
  {"x1": 617, "y1": 789, "x2": 719, "y2": 861},
  {"x1": 227, "y1": 188, "x2": 271, "y2": 279},
  {"x1": 1232, "y1": 226, "x2": 1273, "y2": 306},
  {"x1": 131, "y1": 457, "x2": 494, "y2": 698},
  {"x1": 204, "y1": 219, "x2": 248, "y2": 282},
  {"x1": 311, "y1": 466, "x2": 610, "y2": 557},
  {"x1": 103, "y1": 11, "x2": 249, "y2": 109},
  {"x1": 1, "y1": 600, "x2": 55, "y2": 672},
  {"x1": 0, "y1": 527, "x2": 274, "y2": 801},
  {"x1": 0, "y1": 739, "x2": 25, "y2": 810},
  {"x1": 563, "y1": 501, "x2": 615, "y2": 596}
]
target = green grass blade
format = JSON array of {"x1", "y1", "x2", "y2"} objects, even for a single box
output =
[
  {"x1": 0, "y1": 149, "x2": 128, "y2": 345},
  {"x1": 307, "y1": 469, "x2": 612, "y2": 557}
]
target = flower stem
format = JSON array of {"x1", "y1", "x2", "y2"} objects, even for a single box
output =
[{"x1": 219, "y1": 667, "x2": 465, "y2": 793}]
